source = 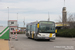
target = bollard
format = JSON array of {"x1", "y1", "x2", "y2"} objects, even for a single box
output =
[
  {"x1": 12, "y1": 30, "x2": 15, "y2": 39},
  {"x1": 15, "y1": 31, "x2": 18, "y2": 41}
]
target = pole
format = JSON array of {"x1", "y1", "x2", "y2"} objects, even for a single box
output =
[
  {"x1": 17, "y1": 13, "x2": 18, "y2": 22},
  {"x1": 7, "y1": 7, "x2": 9, "y2": 20},
  {"x1": 17, "y1": 13, "x2": 18, "y2": 30},
  {"x1": 24, "y1": 16, "x2": 25, "y2": 27},
  {"x1": 64, "y1": 0, "x2": 65, "y2": 7},
  {"x1": 48, "y1": 12, "x2": 50, "y2": 21},
  {"x1": 7, "y1": 7, "x2": 11, "y2": 38},
  {"x1": 15, "y1": 31, "x2": 18, "y2": 41},
  {"x1": 12, "y1": 30, "x2": 15, "y2": 39},
  {"x1": 23, "y1": 17, "x2": 25, "y2": 28}
]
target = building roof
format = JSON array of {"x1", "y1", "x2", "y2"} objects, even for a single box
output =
[
  {"x1": 8, "y1": 20, "x2": 17, "y2": 21},
  {"x1": 55, "y1": 22, "x2": 70, "y2": 27},
  {"x1": 9, "y1": 26, "x2": 17, "y2": 27},
  {"x1": 18, "y1": 27, "x2": 26, "y2": 29}
]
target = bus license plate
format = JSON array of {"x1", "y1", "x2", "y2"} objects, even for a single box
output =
[{"x1": 45, "y1": 37, "x2": 49, "y2": 39}]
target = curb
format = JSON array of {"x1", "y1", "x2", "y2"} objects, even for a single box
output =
[
  {"x1": 9, "y1": 38, "x2": 16, "y2": 50},
  {"x1": 9, "y1": 41, "x2": 16, "y2": 50}
]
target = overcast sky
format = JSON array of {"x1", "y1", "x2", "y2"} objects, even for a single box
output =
[{"x1": 0, "y1": 0, "x2": 75, "y2": 27}]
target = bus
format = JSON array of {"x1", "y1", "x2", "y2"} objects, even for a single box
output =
[{"x1": 26, "y1": 21, "x2": 57, "y2": 40}]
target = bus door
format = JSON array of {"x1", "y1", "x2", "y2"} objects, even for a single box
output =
[{"x1": 30, "y1": 25, "x2": 32, "y2": 36}]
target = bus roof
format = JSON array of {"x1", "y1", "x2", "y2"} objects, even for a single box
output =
[{"x1": 27, "y1": 21, "x2": 55, "y2": 25}]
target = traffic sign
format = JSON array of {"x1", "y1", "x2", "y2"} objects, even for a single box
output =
[{"x1": 16, "y1": 29, "x2": 17, "y2": 31}]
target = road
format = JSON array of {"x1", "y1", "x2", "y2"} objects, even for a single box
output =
[{"x1": 9, "y1": 34, "x2": 75, "y2": 50}]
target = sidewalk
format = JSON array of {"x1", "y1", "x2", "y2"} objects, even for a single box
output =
[{"x1": 0, "y1": 39, "x2": 9, "y2": 50}]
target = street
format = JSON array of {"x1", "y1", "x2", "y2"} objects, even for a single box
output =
[{"x1": 9, "y1": 34, "x2": 75, "y2": 50}]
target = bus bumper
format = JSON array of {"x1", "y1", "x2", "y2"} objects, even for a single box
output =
[{"x1": 36, "y1": 37, "x2": 55, "y2": 40}]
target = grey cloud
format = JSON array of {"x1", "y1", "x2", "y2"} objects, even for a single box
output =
[{"x1": 0, "y1": 8, "x2": 61, "y2": 14}]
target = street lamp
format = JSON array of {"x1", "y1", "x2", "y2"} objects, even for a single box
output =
[
  {"x1": 17, "y1": 13, "x2": 18, "y2": 30},
  {"x1": 48, "y1": 12, "x2": 50, "y2": 21},
  {"x1": 17, "y1": 13, "x2": 18, "y2": 21},
  {"x1": 7, "y1": 7, "x2": 9, "y2": 20},
  {"x1": 7, "y1": 7, "x2": 11, "y2": 38}
]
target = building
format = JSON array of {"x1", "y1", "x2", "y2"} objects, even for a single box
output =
[
  {"x1": 18, "y1": 27, "x2": 26, "y2": 32},
  {"x1": 55, "y1": 7, "x2": 67, "y2": 29},
  {"x1": 62, "y1": 7, "x2": 67, "y2": 23},
  {"x1": 55, "y1": 22, "x2": 69, "y2": 29},
  {"x1": 8, "y1": 20, "x2": 18, "y2": 32}
]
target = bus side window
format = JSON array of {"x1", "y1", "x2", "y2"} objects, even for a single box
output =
[
  {"x1": 35, "y1": 24, "x2": 39, "y2": 34},
  {"x1": 31, "y1": 25, "x2": 33, "y2": 32},
  {"x1": 34, "y1": 24, "x2": 36, "y2": 33},
  {"x1": 32, "y1": 24, "x2": 35, "y2": 32},
  {"x1": 26, "y1": 25, "x2": 28, "y2": 32},
  {"x1": 30, "y1": 25, "x2": 32, "y2": 31}
]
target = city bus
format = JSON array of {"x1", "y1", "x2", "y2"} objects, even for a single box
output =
[{"x1": 26, "y1": 21, "x2": 57, "y2": 40}]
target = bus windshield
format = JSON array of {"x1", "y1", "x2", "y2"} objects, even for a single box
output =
[{"x1": 39, "y1": 22, "x2": 55, "y2": 33}]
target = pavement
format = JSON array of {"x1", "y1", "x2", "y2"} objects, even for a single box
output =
[
  {"x1": 9, "y1": 34, "x2": 75, "y2": 50},
  {"x1": 0, "y1": 39, "x2": 9, "y2": 50},
  {"x1": 0, "y1": 34, "x2": 75, "y2": 50}
]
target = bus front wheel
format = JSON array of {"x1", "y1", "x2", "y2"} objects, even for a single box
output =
[{"x1": 47, "y1": 39, "x2": 50, "y2": 41}]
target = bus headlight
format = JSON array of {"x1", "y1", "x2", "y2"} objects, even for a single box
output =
[
  {"x1": 53, "y1": 34, "x2": 55, "y2": 37},
  {"x1": 37, "y1": 34, "x2": 41, "y2": 37},
  {"x1": 53, "y1": 35, "x2": 55, "y2": 36},
  {"x1": 38, "y1": 34, "x2": 41, "y2": 36}
]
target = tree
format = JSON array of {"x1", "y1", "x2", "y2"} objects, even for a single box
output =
[
  {"x1": 57, "y1": 13, "x2": 75, "y2": 29},
  {"x1": 67, "y1": 13, "x2": 75, "y2": 28}
]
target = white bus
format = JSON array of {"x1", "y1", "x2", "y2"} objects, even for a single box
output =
[{"x1": 26, "y1": 21, "x2": 57, "y2": 40}]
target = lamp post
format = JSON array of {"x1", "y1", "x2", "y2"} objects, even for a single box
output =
[
  {"x1": 48, "y1": 12, "x2": 50, "y2": 21},
  {"x1": 23, "y1": 17, "x2": 25, "y2": 34},
  {"x1": 17, "y1": 13, "x2": 18, "y2": 30},
  {"x1": 7, "y1": 7, "x2": 11, "y2": 38},
  {"x1": 7, "y1": 7, "x2": 9, "y2": 20},
  {"x1": 17, "y1": 13, "x2": 18, "y2": 22}
]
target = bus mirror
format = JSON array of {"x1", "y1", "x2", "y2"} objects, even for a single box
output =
[
  {"x1": 55, "y1": 29, "x2": 57, "y2": 33},
  {"x1": 37, "y1": 24, "x2": 39, "y2": 28}
]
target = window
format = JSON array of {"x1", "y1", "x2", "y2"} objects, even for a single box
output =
[
  {"x1": 28, "y1": 25, "x2": 30, "y2": 31},
  {"x1": 11, "y1": 28, "x2": 14, "y2": 30},
  {"x1": 39, "y1": 22, "x2": 55, "y2": 33},
  {"x1": 31, "y1": 24, "x2": 36, "y2": 32},
  {"x1": 11, "y1": 22, "x2": 14, "y2": 24},
  {"x1": 31, "y1": 25, "x2": 34, "y2": 31}
]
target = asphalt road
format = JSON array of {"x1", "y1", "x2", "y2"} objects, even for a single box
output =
[{"x1": 9, "y1": 34, "x2": 75, "y2": 50}]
